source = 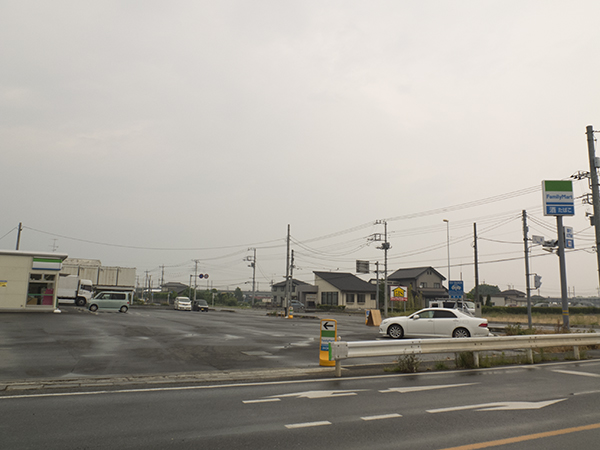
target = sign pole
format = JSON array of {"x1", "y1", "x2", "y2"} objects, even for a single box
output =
[
  {"x1": 556, "y1": 216, "x2": 570, "y2": 330},
  {"x1": 542, "y1": 180, "x2": 573, "y2": 331}
]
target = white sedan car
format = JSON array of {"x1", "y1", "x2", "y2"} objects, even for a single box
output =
[{"x1": 379, "y1": 308, "x2": 491, "y2": 339}]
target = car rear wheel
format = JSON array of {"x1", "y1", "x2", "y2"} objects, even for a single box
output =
[
  {"x1": 75, "y1": 297, "x2": 86, "y2": 307},
  {"x1": 89, "y1": 304, "x2": 98, "y2": 312},
  {"x1": 453, "y1": 327, "x2": 470, "y2": 338},
  {"x1": 119, "y1": 306, "x2": 128, "y2": 313},
  {"x1": 388, "y1": 324, "x2": 404, "y2": 339}
]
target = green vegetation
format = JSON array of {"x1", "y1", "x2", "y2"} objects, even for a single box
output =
[
  {"x1": 387, "y1": 354, "x2": 421, "y2": 373},
  {"x1": 434, "y1": 360, "x2": 450, "y2": 371},
  {"x1": 317, "y1": 304, "x2": 346, "y2": 312},
  {"x1": 455, "y1": 351, "x2": 477, "y2": 369},
  {"x1": 466, "y1": 284, "x2": 501, "y2": 301}
]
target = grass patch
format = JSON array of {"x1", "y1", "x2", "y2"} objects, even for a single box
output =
[
  {"x1": 455, "y1": 352, "x2": 477, "y2": 369},
  {"x1": 387, "y1": 354, "x2": 421, "y2": 373},
  {"x1": 434, "y1": 361, "x2": 450, "y2": 371},
  {"x1": 484, "y1": 312, "x2": 600, "y2": 328}
]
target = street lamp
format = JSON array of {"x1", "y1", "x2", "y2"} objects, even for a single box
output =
[{"x1": 443, "y1": 219, "x2": 450, "y2": 285}]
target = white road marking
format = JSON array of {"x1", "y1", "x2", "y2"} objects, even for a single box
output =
[
  {"x1": 285, "y1": 421, "x2": 331, "y2": 429},
  {"x1": 361, "y1": 413, "x2": 402, "y2": 421},
  {"x1": 380, "y1": 382, "x2": 478, "y2": 394},
  {"x1": 242, "y1": 398, "x2": 280, "y2": 404},
  {"x1": 272, "y1": 389, "x2": 369, "y2": 399},
  {"x1": 552, "y1": 369, "x2": 600, "y2": 378},
  {"x1": 427, "y1": 398, "x2": 567, "y2": 413},
  {"x1": 3, "y1": 360, "x2": 597, "y2": 401}
]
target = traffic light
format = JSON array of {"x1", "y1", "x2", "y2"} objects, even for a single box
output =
[{"x1": 534, "y1": 275, "x2": 542, "y2": 289}]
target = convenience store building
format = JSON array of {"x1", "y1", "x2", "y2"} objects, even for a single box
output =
[{"x1": 0, "y1": 250, "x2": 68, "y2": 312}]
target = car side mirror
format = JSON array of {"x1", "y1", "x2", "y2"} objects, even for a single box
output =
[{"x1": 412, "y1": 314, "x2": 420, "y2": 320}]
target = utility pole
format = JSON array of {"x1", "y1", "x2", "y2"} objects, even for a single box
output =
[
  {"x1": 383, "y1": 220, "x2": 389, "y2": 316},
  {"x1": 245, "y1": 248, "x2": 257, "y2": 306},
  {"x1": 290, "y1": 249, "x2": 295, "y2": 306},
  {"x1": 375, "y1": 261, "x2": 380, "y2": 310},
  {"x1": 193, "y1": 260, "x2": 200, "y2": 302},
  {"x1": 15, "y1": 222, "x2": 22, "y2": 250},
  {"x1": 147, "y1": 274, "x2": 152, "y2": 303},
  {"x1": 372, "y1": 220, "x2": 390, "y2": 316},
  {"x1": 443, "y1": 219, "x2": 451, "y2": 283},
  {"x1": 522, "y1": 211, "x2": 533, "y2": 329},
  {"x1": 285, "y1": 224, "x2": 291, "y2": 315},
  {"x1": 473, "y1": 222, "x2": 480, "y2": 309},
  {"x1": 586, "y1": 125, "x2": 600, "y2": 288}
]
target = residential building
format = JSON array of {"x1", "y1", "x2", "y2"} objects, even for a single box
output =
[
  {"x1": 271, "y1": 278, "x2": 310, "y2": 307},
  {"x1": 490, "y1": 289, "x2": 527, "y2": 307},
  {"x1": 387, "y1": 267, "x2": 447, "y2": 308},
  {"x1": 161, "y1": 282, "x2": 189, "y2": 296},
  {"x1": 314, "y1": 271, "x2": 377, "y2": 310}
]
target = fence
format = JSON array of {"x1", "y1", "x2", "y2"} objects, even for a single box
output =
[{"x1": 328, "y1": 333, "x2": 600, "y2": 377}]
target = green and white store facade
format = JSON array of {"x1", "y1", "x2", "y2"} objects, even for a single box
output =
[{"x1": 0, "y1": 250, "x2": 68, "y2": 312}]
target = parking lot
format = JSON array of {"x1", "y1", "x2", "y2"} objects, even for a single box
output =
[{"x1": 0, "y1": 306, "x2": 380, "y2": 382}]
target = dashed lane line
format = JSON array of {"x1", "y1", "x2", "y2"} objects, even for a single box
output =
[
  {"x1": 552, "y1": 369, "x2": 600, "y2": 378},
  {"x1": 285, "y1": 421, "x2": 331, "y2": 429},
  {"x1": 361, "y1": 413, "x2": 402, "y2": 421}
]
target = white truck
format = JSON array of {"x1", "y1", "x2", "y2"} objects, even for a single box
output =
[
  {"x1": 60, "y1": 258, "x2": 136, "y2": 294},
  {"x1": 57, "y1": 275, "x2": 94, "y2": 306}
]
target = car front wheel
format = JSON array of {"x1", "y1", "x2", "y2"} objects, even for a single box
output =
[
  {"x1": 453, "y1": 327, "x2": 470, "y2": 338},
  {"x1": 89, "y1": 304, "x2": 98, "y2": 312},
  {"x1": 388, "y1": 324, "x2": 404, "y2": 339}
]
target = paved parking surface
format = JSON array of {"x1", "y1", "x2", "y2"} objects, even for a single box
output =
[{"x1": 0, "y1": 306, "x2": 381, "y2": 382}]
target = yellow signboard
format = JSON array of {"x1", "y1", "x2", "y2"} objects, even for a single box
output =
[{"x1": 390, "y1": 285, "x2": 408, "y2": 301}]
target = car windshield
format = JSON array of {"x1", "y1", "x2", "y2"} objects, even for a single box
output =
[{"x1": 197, "y1": 300, "x2": 208, "y2": 305}]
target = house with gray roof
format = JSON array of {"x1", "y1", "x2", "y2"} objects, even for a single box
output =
[
  {"x1": 387, "y1": 267, "x2": 447, "y2": 308},
  {"x1": 314, "y1": 271, "x2": 377, "y2": 310},
  {"x1": 271, "y1": 278, "x2": 310, "y2": 307}
]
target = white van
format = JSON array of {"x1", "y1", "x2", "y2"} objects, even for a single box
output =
[
  {"x1": 88, "y1": 291, "x2": 132, "y2": 313},
  {"x1": 429, "y1": 300, "x2": 475, "y2": 315}
]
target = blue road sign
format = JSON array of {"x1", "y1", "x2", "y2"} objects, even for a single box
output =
[
  {"x1": 449, "y1": 280, "x2": 464, "y2": 299},
  {"x1": 564, "y1": 226, "x2": 574, "y2": 249}
]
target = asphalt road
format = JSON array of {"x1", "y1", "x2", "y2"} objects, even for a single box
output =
[
  {"x1": 0, "y1": 306, "x2": 384, "y2": 382},
  {"x1": 2, "y1": 360, "x2": 600, "y2": 449}
]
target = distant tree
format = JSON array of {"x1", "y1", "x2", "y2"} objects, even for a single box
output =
[
  {"x1": 467, "y1": 284, "x2": 501, "y2": 300},
  {"x1": 217, "y1": 292, "x2": 237, "y2": 307},
  {"x1": 486, "y1": 294, "x2": 492, "y2": 307},
  {"x1": 234, "y1": 287, "x2": 244, "y2": 303}
]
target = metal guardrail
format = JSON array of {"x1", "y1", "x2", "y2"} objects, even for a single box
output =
[{"x1": 329, "y1": 333, "x2": 600, "y2": 377}]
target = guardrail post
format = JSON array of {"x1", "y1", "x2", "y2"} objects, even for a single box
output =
[
  {"x1": 573, "y1": 345, "x2": 580, "y2": 360},
  {"x1": 335, "y1": 360, "x2": 342, "y2": 377},
  {"x1": 473, "y1": 352, "x2": 479, "y2": 368},
  {"x1": 527, "y1": 349, "x2": 534, "y2": 364}
]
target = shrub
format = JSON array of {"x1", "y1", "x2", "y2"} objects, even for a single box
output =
[
  {"x1": 317, "y1": 305, "x2": 346, "y2": 311},
  {"x1": 455, "y1": 352, "x2": 476, "y2": 369},
  {"x1": 505, "y1": 324, "x2": 537, "y2": 335},
  {"x1": 391, "y1": 354, "x2": 421, "y2": 373}
]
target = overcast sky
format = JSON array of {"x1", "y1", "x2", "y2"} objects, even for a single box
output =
[{"x1": 2, "y1": 1, "x2": 600, "y2": 297}]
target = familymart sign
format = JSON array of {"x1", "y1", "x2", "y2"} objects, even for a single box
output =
[{"x1": 542, "y1": 180, "x2": 574, "y2": 216}]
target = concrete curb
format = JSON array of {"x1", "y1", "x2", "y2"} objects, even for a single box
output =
[{"x1": 0, "y1": 366, "x2": 340, "y2": 393}]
